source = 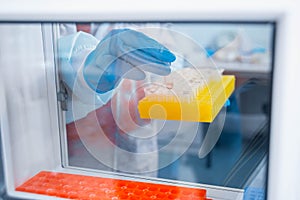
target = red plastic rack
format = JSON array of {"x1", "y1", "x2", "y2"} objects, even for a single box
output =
[{"x1": 16, "y1": 171, "x2": 212, "y2": 200}]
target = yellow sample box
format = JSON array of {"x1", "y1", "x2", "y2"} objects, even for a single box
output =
[{"x1": 138, "y1": 67, "x2": 235, "y2": 123}]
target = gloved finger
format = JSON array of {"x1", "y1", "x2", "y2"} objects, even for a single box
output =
[
  {"x1": 122, "y1": 29, "x2": 176, "y2": 62},
  {"x1": 84, "y1": 55, "x2": 146, "y2": 93},
  {"x1": 109, "y1": 60, "x2": 147, "y2": 81},
  {"x1": 119, "y1": 52, "x2": 171, "y2": 76},
  {"x1": 96, "y1": 60, "x2": 146, "y2": 93},
  {"x1": 103, "y1": 29, "x2": 176, "y2": 63},
  {"x1": 122, "y1": 66, "x2": 147, "y2": 80},
  {"x1": 93, "y1": 47, "x2": 171, "y2": 77},
  {"x1": 119, "y1": 42, "x2": 176, "y2": 63},
  {"x1": 98, "y1": 56, "x2": 146, "y2": 80},
  {"x1": 121, "y1": 48, "x2": 172, "y2": 66}
]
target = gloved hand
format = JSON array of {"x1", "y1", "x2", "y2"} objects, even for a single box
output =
[{"x1": 83, "y1": 28, "x2": 176, "y2": 93}]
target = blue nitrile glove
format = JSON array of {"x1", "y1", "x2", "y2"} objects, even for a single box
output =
[{"x1": 83, "y1": 28, "x2": 176, "y2": 94}]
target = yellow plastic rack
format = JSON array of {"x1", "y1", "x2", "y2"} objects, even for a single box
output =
[{"x1": 138, "y1": 73, "x2": 235, "y2": 123}]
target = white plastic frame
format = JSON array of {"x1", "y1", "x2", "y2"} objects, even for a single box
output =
[{"x1": 0, "y1": 1, "x2": 299, "y2": 199}]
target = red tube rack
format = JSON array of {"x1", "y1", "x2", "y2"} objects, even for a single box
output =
[{"x1": 16, "y1": 171, "x2": 212, "y2": 200}]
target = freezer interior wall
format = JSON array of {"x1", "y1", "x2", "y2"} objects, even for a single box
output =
[{"x1": 0, "y1": 23, "x2": 61, "y2": 194}]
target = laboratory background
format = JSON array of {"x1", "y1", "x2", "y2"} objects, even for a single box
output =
[
  {"x1": 0, "y1": 1, "x2": 300, "y2": 200},
  {"x1": 61, "y1": 22, "x2": 273, "y2": 186}
]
